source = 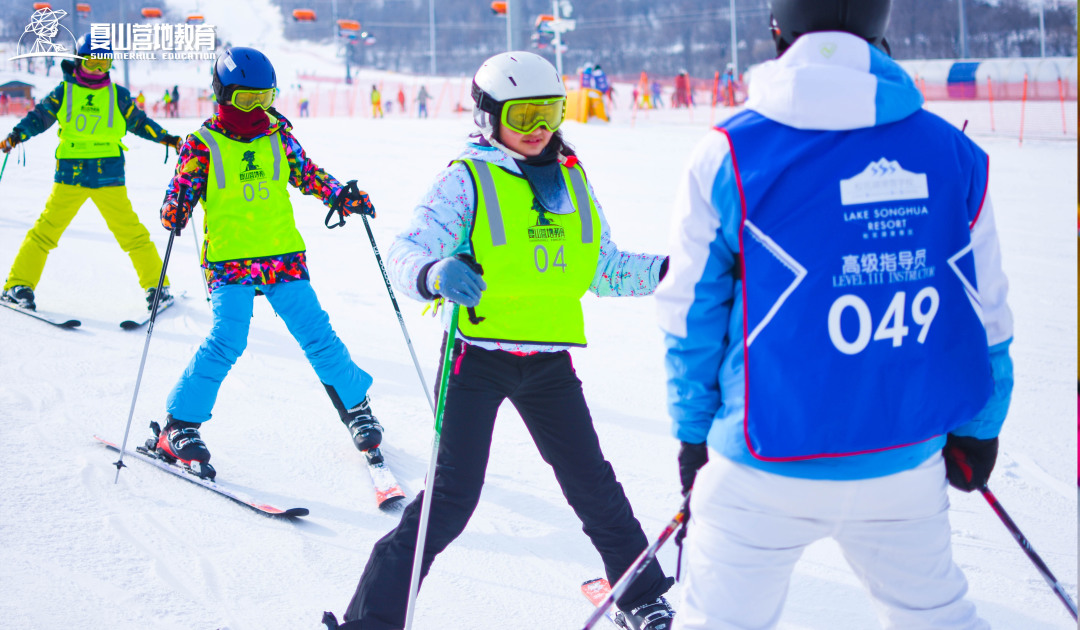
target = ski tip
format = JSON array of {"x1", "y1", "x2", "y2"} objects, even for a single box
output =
[
  {"x1": 92, "y1": 434, "x2": 118, "y2": 449},
  {"x1": 119, "y1": 320, "x2": 140, "y2": 330},
  {"x1": 283, "y1": 507, "x2": 310, "y2": 518},
  {"x1": 60, "y1": 319, "x2": 81, "y2": 328}
]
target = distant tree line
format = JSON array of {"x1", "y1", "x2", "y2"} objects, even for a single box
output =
[{"x1": 0, "y1": 0, "x2": 1074, "y2": 79}]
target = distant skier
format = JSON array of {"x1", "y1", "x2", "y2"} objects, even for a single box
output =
[
  {"x1": 657, "y1": 1, "x2": 1015, "y2": 628},
  {"x1": 396, "y1": 86, "x2": 406, "y2": 116},
  {"x1": 593, "y1": 64, "x2": 614, "y2": 108},
  {"x1": 370, "y1": 84, "x2": 383, "y2": 118},
  {"x1": 298, "y1": 85, "x2": 310, "y2": 117},
  {"x1": 415, "y1": 84, "x2": 431, "y2": 118},
  {"x1": 580, "y1": 63, "x2": 593, "y2": 89},
  {"x1": 328, "y1": 51, "x2": 676, "y2": 630},
  {"x1": 0, "y1": 34, "x2": 182, "y2": 312},
  {"x1": 170, "y1": 85, "x2": 180, "y2": 117},
  {"x1": 153, "y1": 47, "x2": 381, "y2": 479}
]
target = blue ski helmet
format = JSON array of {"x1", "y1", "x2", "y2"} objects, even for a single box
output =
[
  {"x1": 75, "y1": 33, "x2": 113, "y2": 58},
  {"x1": 212, "y1": 47, "x2": 277, "y2": 104}
]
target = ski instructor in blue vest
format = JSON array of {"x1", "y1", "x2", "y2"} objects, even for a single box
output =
[{"x1": 657, "y1": 1, "x2": 1014, "y2": 628}]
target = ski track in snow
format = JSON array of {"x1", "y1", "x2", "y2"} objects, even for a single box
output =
[{"x1": 0, "y1": 30, "x2": 1076, "y2": 630}]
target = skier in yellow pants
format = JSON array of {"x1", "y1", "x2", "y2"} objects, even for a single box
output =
[
  {"x1": 7, "y1": 184, "x2": 166, "y2": 291},
  {"x1": 0, "y1": 34, "x2": 182, "y2": 312}
]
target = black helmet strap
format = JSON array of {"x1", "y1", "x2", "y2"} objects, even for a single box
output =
[{"x1": 472, "y1": 81, "x2": 501, "y2": 115}]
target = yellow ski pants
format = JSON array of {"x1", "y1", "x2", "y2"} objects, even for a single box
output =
[{"x1": 4, "y1": 182, "x2": 168, "y2": 291}]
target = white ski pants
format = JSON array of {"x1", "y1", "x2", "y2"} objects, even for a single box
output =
[{"x1": 674, "y1": 454, "x2": 988, "y2": 630}]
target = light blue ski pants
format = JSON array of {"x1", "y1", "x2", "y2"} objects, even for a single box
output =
[{"x1": 166, "y1": 280, "x2": 372, "y2": 423}]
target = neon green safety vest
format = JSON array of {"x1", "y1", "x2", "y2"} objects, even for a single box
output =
[
  {"x1": 56, "y1": 82, "x2": 126, "y2": 159},
  {"x1": 460, "y1": 158, "x2": 601, "y2": 347},
  {"x1": 194, "y1": 126, "x2": 305, "y2": 263}
]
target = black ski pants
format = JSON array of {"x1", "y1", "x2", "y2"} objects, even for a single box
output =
[{"x1": 345, "y1": 342, "x2": 670, "y2": 628}]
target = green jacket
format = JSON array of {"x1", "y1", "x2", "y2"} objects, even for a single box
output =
[{"x1": 11, "y1": 59, "x2": 172, "y2": 188}]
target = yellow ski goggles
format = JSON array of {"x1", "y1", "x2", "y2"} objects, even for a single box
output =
[
  {"x1": 231, "y1": 87, "x2": 278, "y2": 112},
  {"x1": 81, "y1": 57, "x2": 112, "y2": 72},
  {"x1": 500, "y1": 97, "x2": 566, "y2": 134}
]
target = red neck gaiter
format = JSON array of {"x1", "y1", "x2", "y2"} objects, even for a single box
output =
[
  {"x1": 74, "y1": 64, "x2": 111, "y2": 89},
  {"x1": 217, "y1": 103, "x2": 271, "y2": 139}
]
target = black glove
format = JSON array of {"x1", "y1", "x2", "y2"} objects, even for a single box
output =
[
  {"x1": 162, "y1": 134, "x2": 183, "y2": 151},
  {"x1": 678, "y1": 441, "x2": 708, "y2": 496},
  {"x1": 674, "y1": 441, "x2": 707, "y2": 560},
  {"x1": 943, "y1": 434, "x2": 998, "y2": 492},
  {"x1": 0, "y1": 131, "x2": 21, "y2": 154},
  {"x1": 326, "y1": 180, "x2": 375, "y2": 228}
]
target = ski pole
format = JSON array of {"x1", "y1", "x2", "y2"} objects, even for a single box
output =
[
  {"x1": 581, "y1": 493, "x2": 692, "y2": 630},
  {"x1": 0, "y1": 150, "x2": 9, "y2": 185},
  {"x1": 404, "y1": 303, "x2": 460, "y2": 630},
  {"x1": 112, "y1": 188, "x2": 187, "y2": 483},
  {"x1": 979, "y1": 484, "x2": 1078, "y2": 620},
  {"x1": 359, "y1": 211, "x2": 436, "y2": 415}
]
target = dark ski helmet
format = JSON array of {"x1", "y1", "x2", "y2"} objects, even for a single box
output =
[
  {"x1": 769, "y1": 0, "x2": 892, "y2": 55},
  {"x1": 212, "y1": 47, "x2": 277, "y2": 105},
  {"x1": 75, "y1": 33, "x2": 112, "y2": 58}
]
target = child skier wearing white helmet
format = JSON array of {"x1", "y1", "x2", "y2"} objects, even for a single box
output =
[{"x1": 326, "y1": 51, "x2": 676, "y2": 630}]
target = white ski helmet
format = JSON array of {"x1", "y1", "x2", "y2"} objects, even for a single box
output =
[{"x1": 472, "y1": 51, "x2": 566, "y2": 139}]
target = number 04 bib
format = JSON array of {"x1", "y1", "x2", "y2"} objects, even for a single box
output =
[
  {"x1": 719, "y1": 110, "x2": 993, "y2": 461},
  {"x1": 461, "y1": 158, "x2": 601, "y2": 347}
]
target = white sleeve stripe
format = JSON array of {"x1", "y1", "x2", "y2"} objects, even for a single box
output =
[
  {"x1": 970, "y1": 196, "x2": 1014, "y2": 346},
  {"x1": 656, "y1": 132, "x2": 731, "y2": 338}
]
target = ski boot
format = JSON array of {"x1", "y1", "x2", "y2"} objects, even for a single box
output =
[
  {"x1": 1, "y1": 285, "x2": 36, "y2": 310},
  {"x1": 321, "y1": 611, "x2": 362, "y2": 630},
  {"x1": 341, "y1": 396, "x2": 383, "y2": 452},
  {"x1": 145, "y1": 286, "x2": 173, "y2": 311},
  {"x1": 615, "y1": 595, "x2": 675, "y2": 630},
  {"x1": 147, "y1": 418, "x2": 216, "y2": 480}
]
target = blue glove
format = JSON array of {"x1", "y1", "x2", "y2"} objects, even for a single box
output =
[{"x1": 426, "y1": 256, "x2": 486, "y2": 307}]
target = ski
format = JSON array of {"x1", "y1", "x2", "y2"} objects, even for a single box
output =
[
  {"x1": 120, "y1": 293, "x2": 180, "y2": 330},
  {"x1": 582, "y1": 578, "x2": 625, "y2": 628},
  {"x1": 93, "y1": 435, "x2": 309, "y2": 518},
  {"x1": 0, "y1": 300, "x2": 80, "y2": 328},
  {"x1": 365, "y1": 446, "x2": 406, "y2": 511}
]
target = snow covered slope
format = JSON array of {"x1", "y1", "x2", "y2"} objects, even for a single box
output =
[{"x1": 0, "y1": 112, "x2": 1075, "y2": 629}]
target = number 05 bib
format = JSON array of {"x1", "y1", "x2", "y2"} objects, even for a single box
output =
[
  {"x1": 195, "y1": 127, "x2": 304, "y2": 263},
  {"x1": 720, "y1": 110, "x2": 993, "y2": 461}
]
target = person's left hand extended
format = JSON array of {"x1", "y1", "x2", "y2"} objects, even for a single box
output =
[
  {"x1": 0, "y1": 131, "x2": 21, "y2": 154},
  {"x1": 162, "y1": 134, "x2": 184, "y2": 151},
  {"x1": 335, "y1": 184, "x2": 376, "y2": 218}
]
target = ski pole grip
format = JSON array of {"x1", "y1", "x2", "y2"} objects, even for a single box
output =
[
  {"x1": 325, "y1": 180, "x2": 358, "y2": 229},
  {"x1": 173, "y1": 183, "x2": 191, "y2": 237}
]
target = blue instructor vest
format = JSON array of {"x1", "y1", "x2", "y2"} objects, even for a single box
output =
[{"x1": 719, "y1": 109, "x2": 993, "y2": 461}]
